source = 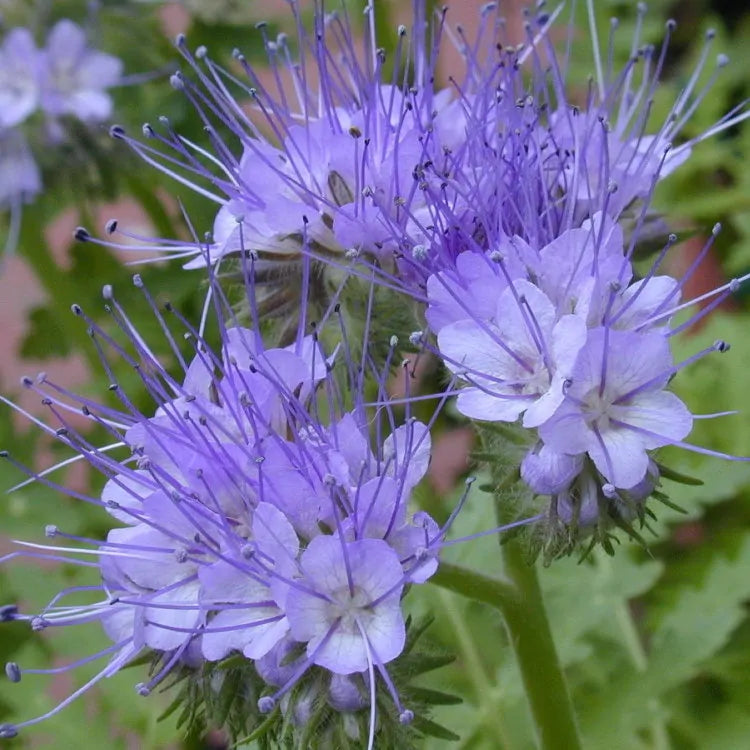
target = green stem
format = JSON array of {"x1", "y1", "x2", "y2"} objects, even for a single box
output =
[
  {"x1": 500, "y1": 540, "x2": 582, "y2": 750},
  {"x1": 431, "y1": 561, "x2": 517, "y2": 610},
  {"x1": 432, "y1": 556, "x2": 582, "y2": 750}
]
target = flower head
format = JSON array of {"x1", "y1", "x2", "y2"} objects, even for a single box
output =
[
  {"x1": 39, "y1": 19, "x2": 123, "y2": 122},
  {"x1": 0, "y1": 28, "x2": 42, "y2": 129},
  {"x1": 0, "y1": 262, "x2": 457, "y2": 745},
  {"x1": 350, "y1": 3, "x2": 745, "y2": 551},
  {"x1": 0, "y1": 19, "x2": 122, "y2": 128},
  {"x1": 424, "y1": 201, "x2": 746, "y2": 548},
  {"x1": 94, "y1": 3, "x2": 495, "y2": 328},
  {"x1": 285, "y1": 536, "x2": 406, "y2": 675},
  {"x1": 0, "y1": 19, "x2": 123, "y2": 263},
  {"x1": 97, "y1": 1, "x2": 748, "y2": 342}
]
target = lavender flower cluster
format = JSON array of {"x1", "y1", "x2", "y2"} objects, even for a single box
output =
[
  {"x1": 102, "y1": 2, "x2": 747, "y2": 532},
  {"x1": 94, "y1": 320, "x2": 440, "y2": 714},
  {"x1": 0, "y1": 19, "x2": 121, "y2": 254},
  {"x1": 428, "y1": 210, "x2": 701, "y2": 528},
  {"x1": 0, "y1": 269, "x2": 464, "y2": 741},
  {"x1": 2, "y1": 0, "x2": 748, "y2": 745}
]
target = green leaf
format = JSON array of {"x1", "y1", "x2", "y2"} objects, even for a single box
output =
[
  {"x1": 539, "y1": 551, "x2": 663, "y2": 668},
  {"x1": 410, "y1": 715, "x2": 461, "y2": 742},
  {"x1": 405, "y1": 687, "x2": 463, "y2": 707},
  {"x1": 579, "y1": 534, "x2": 750, "y2": 747}
]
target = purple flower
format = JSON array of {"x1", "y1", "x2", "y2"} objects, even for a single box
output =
[
  {"x1": 538, "y1": 328, "x2": 693, "y2": 490},
  {"x1": 96, "y1": 4, "x2": 483, "y2": 316},
  {"x1": 0, "y1": 129, "x2": 41, "y2": 208},
  {"x1": 0, "y1": 19, "x2": 123, "y2": 263},
  {"x1": 3, "y1": 1, "x2": 748, "y2": 742},
  {"x1": 0, "y1": 266, "x2": 460, "y2": 743},
  {"x1": 423, "y1": 172, "x2": 744, "y2": 532},
  {"x1": 404, "y1": 9, "x2": 748, "y2": 299},
  {"x1": 199, "y1": 502, "x2": 297, "y2": 662},
  {"x1": 93, "y1": 1, "x2": 747, "y2": 309},
  {"x1": 0, "y1": 29, "x2": 42, "y2": 129},
  {"x1": 0, "y1": 19, "x2": 123, "y2": 129},
  {"x1": 547, "y1": 107, "x2": 691, "y2": 221},
  {"x1": 404, "y1": 5, "x2": 750, "y2": 530},
  {"x1": 424, "y1": 214, "x2": 742, "y2": 518},
  {"x1": 285, "y1": 536, "x2": 405, "y2": 675},
  {"x1": 436, "y1": 278, "x2": 587, "y2": 427},
  {"x1": 39, "y1": 20, "x2": 122, "y2": 122}
]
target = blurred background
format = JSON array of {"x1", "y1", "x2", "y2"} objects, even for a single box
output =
[{"x1": 1, "y1": 1, "x2": 750, "y2": 747}]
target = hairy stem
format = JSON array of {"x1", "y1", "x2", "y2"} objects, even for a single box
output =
[
  {"x1": 432, "y1": 557, "x2": 582, "y2": 750},
  {"x1": 499, "y1": 539, "x2": 582, "y2": 750},
  {"x1": 431, "y1": 560, "x2": 516, "y2": 610}
]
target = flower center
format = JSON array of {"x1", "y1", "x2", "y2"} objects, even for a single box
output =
[
  {"x1": 520, "y1": 359, "x2": 551, "y2": 395},
  {"x1": 581, "y1": 387, "x2": 614, "y2": 430},
  {"x1": 51, "y1": 63, "x2": 80, "y2": 95},
  {"x1": 328, "y1": 585, "x2": 373, "y2": 629}
]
